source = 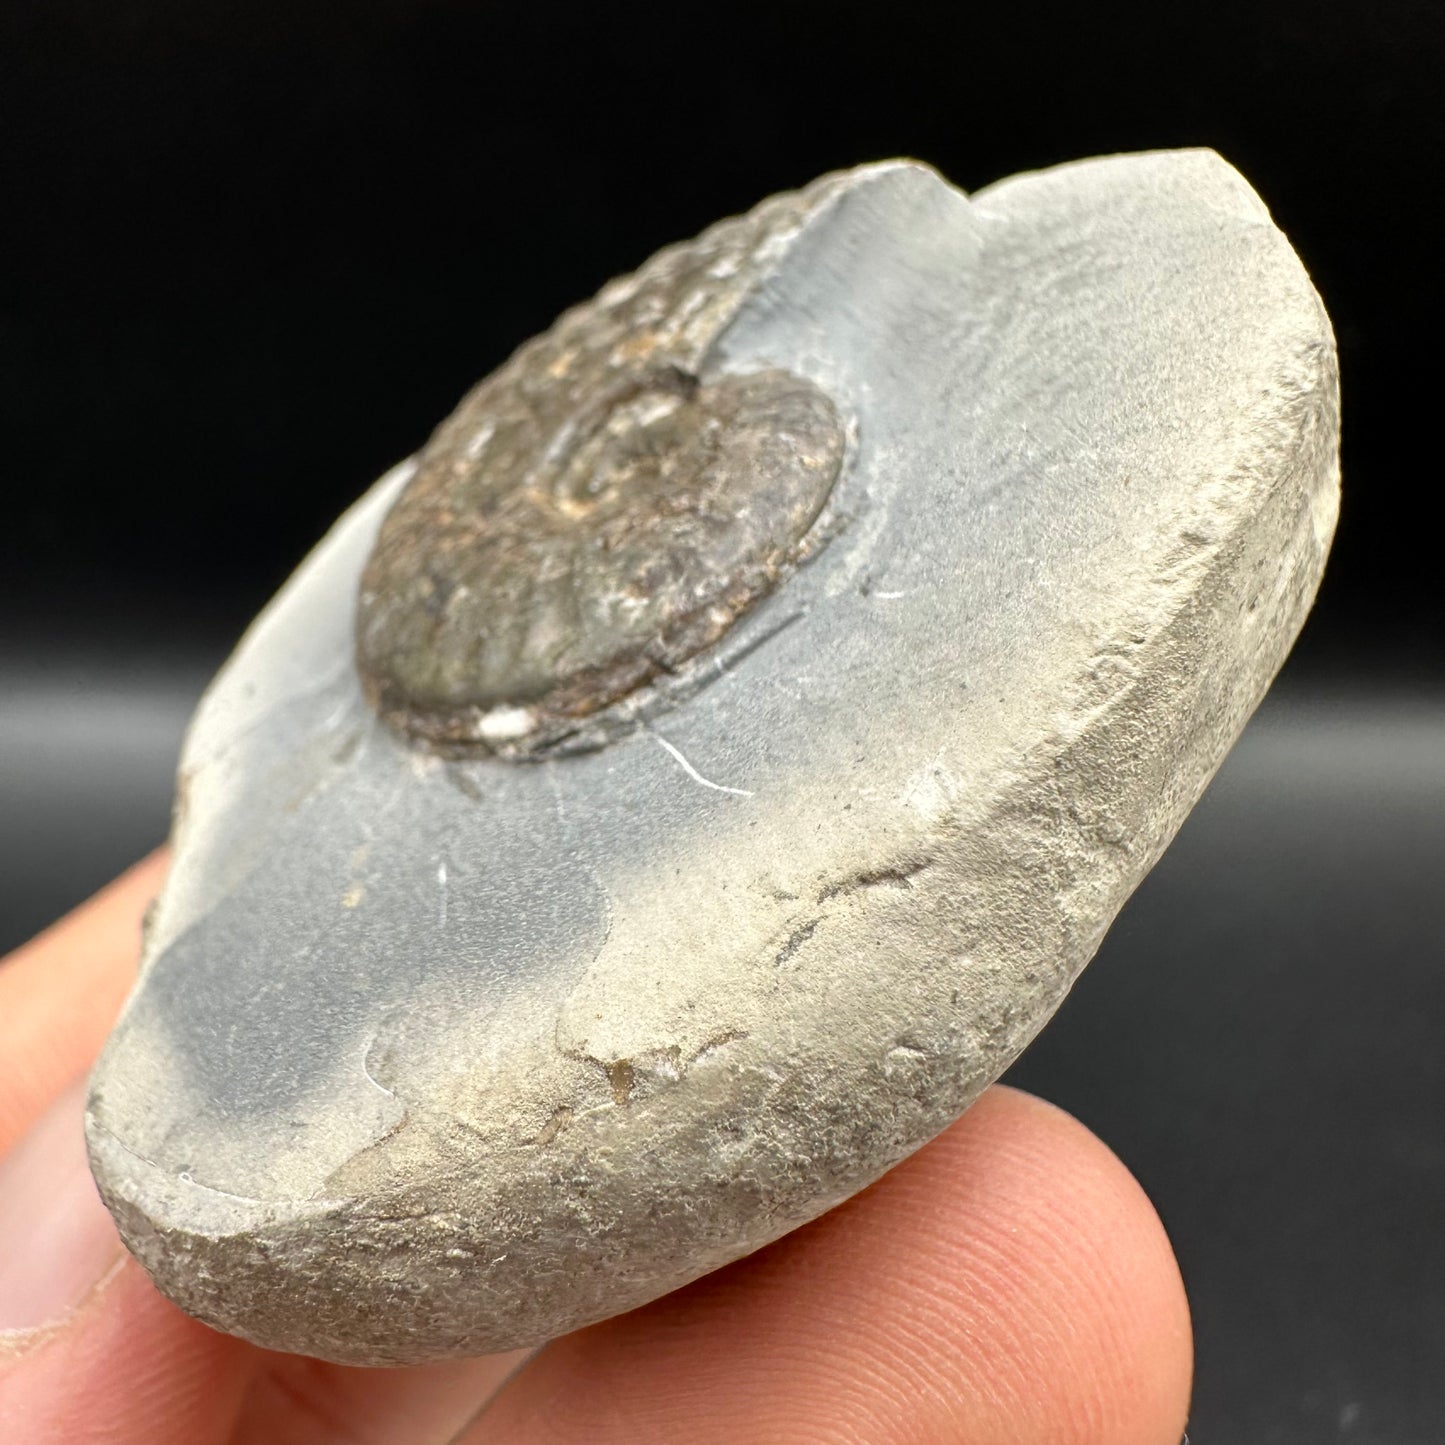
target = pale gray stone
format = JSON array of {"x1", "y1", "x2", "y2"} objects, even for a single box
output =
[{"x1": 86, "y1": 151, "x2": 1338, "y2": 1365}]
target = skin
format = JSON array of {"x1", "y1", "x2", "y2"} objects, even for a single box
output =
[{"x1": 0, "y1": 853, "x2": 1192, "y2": 1443}]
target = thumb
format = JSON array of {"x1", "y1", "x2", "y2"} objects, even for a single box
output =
[
  {"x1": 0, "y1": 861, "x2": 253, "y2": 1444},
  {"x1": 0, "y1": 1079, "x2": 251, "y2": 1445}
]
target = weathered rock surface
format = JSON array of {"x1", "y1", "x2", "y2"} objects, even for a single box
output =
[{"x1": 86, "y1": 151, "x2": 1339, "y2": 1365}]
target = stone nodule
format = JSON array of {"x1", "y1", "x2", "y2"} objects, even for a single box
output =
[{"x1": 87, "y1": 152, "x2": 1338, "y2": 1365}]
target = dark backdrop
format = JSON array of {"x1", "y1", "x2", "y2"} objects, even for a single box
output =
[
  {"x1": 3, "y1": 4, "x2": 1442, "y2": 1442},
  {"x1": 2, "y1": 0, "x2": 1441, "y2": 674}
]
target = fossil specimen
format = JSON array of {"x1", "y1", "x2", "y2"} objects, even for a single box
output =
[{"x1": 86, "y1": 151, "x2": 1339, "y2": 1365}]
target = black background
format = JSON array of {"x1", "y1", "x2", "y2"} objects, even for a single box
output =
[
  {"x1": 2, "y1": 0, "x2": 1442, "y2": 674},
  {"x1": 3, "y1": 3, "x2": 1442, "y2": 1440}
]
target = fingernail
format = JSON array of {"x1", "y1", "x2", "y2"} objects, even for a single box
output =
[{"x1": 0, "y1": 1077, "x2": 124, "y2": 1334}]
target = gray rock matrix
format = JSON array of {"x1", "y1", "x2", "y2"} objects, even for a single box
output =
[{"x1": 86, "y1": 151, "x2": 1339, "y2": 1365}]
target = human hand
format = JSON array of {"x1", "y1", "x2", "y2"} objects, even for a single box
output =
[{"x1": 0, "y1": 854, "x2": 1192, "y2": 1443}]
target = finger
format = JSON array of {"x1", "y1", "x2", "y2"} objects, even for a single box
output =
[
  {"x1": 0, "y1": 857, "x2": 533, "y2": 1445},
  {"x1": 470, "y1": 1086, "x2": 1193, "y2": 1445},
  {"x1": 231, "y1": 1348, "x2": 535, "y2": 1445},
  {"x1": 0, "y1": 1078, "x2": 252, "y2": 1445},
  {"x1": 0, "y1": 850, "x2": 167, "y2": 1154},
  {"x1": 1, "y1": 855, "x2": 253, "y2": 1445},
  {"x1": 0, "y1": 1267, "x2": 251, "y2": 1445}
]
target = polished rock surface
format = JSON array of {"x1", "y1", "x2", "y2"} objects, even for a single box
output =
[{"x1": 87, "y1": 151, "x2": 1338, "y2": 1364}]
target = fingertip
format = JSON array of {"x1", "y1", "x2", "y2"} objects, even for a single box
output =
[
  {"x1": 477, "y1": 1085, "x2": 1192, "y2": 1445},
  {"x1": 936, "y1": 1086, "x2": 1195, "y2": 1445},
  {"x1": 0, "y1": 1259, "x2": 252, "y2": 1445}
]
